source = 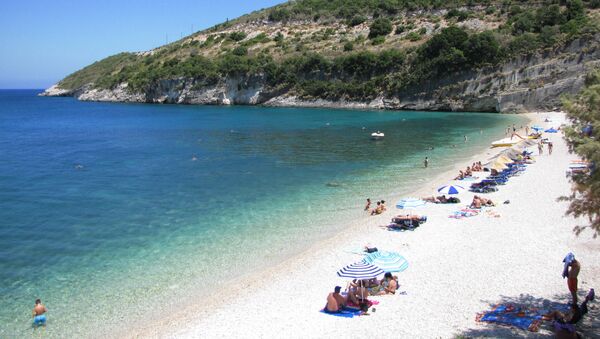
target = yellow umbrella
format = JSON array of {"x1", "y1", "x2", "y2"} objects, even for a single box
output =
[
  {"x1": 497, "y1": 155, "x2": 513, "y2": 164},
  {"x1": 489, "y1": 160, "x2": 508, "y2": 171}
]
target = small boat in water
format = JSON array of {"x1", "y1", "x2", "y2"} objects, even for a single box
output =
[
  {"x1": 371, "y1": 131, "x2": 385, "y2": 140},
  {"x1": 491, "y1": 137, "x2": 518, "y2": 148}
]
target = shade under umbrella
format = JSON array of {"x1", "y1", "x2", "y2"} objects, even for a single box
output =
[
  {"x1": 396, "y1": 197, "x2": 426, "y2": 209},
  {"x1": 437, "y1": 184, "x2": 465, "y2": 195},
  {"x1": 337, "y1": 262, "x2": 385, "y2": 280},
  {"x1": 363, "y1": 251, "x2": 409, "y2": 273},
  {"x1": 337, "y1": 262, "x2": 384, "y2": 301}
]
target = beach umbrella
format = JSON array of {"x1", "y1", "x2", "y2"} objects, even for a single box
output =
[
  {"x1": 396, "y1": 197, "x2": 426, "y2": 209},
  {"x1": 363, "y1": 251, "x2": 409, "y2": 273},
  {"x1": 437, "y1": 184, "x2": 465, "y2": 195},
  {"x1": 531, "y1": 126, "x2": 544, "y2": 132},
  {"x1": 496, "y1": 155, "x2": 514, "y2": 164},
  {"x1": 337, "y1": 262, "x2": 385, "y2": 280},
  {"x1": 485, "y1": 160, "x2": 508, "y2": 171},
  {"x1": 337, "y1": 262, "x2": 384, "y2": 301},
  {"x1": 545, "y1": 128, "x2": 558, "y2": 133}
]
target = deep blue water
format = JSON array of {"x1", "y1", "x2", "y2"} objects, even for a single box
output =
[{"x1": 0, "y1": 90, "x2": 525, "y2": 337}]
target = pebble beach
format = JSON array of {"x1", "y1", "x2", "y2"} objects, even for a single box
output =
[{"x1": 132, "y1": 112, "x2": 599, "y2": 339}]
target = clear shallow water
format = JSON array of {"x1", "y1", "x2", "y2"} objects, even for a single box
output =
[{"x1": 0, "y1": 90, "x2": 525, "y2": 337}]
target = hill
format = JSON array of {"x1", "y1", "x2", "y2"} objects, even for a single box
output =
[{"x1": 43, "y1": 0, "x2": 600, "y2": 112}]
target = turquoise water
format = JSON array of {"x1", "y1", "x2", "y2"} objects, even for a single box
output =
[{"x1": 0, "y1": 90, "x2": 525, "y2": 337}]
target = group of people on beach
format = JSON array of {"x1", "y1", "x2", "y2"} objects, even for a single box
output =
[
  {"x1": 454, "y1": 162, "x2": 482, "y2": 180},
  {"x1": 325, "y1": 272, "x2": 398, "y2": 314},
  {"x1": 365, "y1": 198, "x2": 387, "y2": 215},
  {"x1": 469, "y1": 195, "x2": 494, "y2": 209},
  {"x1": 545, "y1": 253, "x2": 595, "y2": 339}
]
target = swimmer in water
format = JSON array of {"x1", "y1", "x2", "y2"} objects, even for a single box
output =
[{"x1": 192, "y1": 155, "x2": 198, "y2": 161}]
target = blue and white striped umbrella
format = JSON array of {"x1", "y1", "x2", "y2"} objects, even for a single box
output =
[
  {"x1": 337, "y1": 262, "x2": 385, "y2": 280},
  {"x1": 395, "y1": 197, "x2": 426, "y2": 209},
  {"x1": 363, "y1": 251, "x2": 409, "y2": 273},
  {"x1": 437, "y1": 184, "x2": 465, "y2": 195}
]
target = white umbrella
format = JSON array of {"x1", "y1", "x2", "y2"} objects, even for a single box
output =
[
  {"x1": 396, "y1": 198, "x2": 426, "y2": 209},
  {"x1": 337, "y1": 262, "x2": 384, "y2": 301}
]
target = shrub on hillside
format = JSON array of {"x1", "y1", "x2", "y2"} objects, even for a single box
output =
[
  {"x1": 229, "y1": 31, "x2": 247, "y2": 42},
  {"x1": 348, "y1": 15, "x2": 366, "y2": 27},
  {"x1": 368, "y1": 18, "x2": 393, "y2": 39}
]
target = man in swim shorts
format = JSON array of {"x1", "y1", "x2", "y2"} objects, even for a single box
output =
[
  {"x1": 325, "y1": 286, "x2": 346, "y2": 313},
  {"x1": 32, "y1": 299, "x2": 47, "y2": 326},
  {"x1": 567, "y1": 257, "x2": 581, "y2": 305}
]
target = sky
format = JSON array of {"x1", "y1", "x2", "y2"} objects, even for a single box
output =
[{"x1": 0, "y1": 0, "x2": 286, "y2": 89}]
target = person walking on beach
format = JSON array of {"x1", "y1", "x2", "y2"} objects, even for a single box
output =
[
  {"x1": 538, "y1": 141, "x2": 544, "y2": 155},
  {"x1": 364, "y1": 198, "x2": 371, "y2": 211},
  {"x1": 563, "y1": 253, "x2": 581, "y2": 305},
  {"x1": 32, "y1": 299, "x2": 47, "y2": 327},
  {"x1": 464, "y1": 135, "x2": 468, "y2": 142},
  {"x1": 424, "y1": 157, "x2": 429, "y2": 168},
  {"x1": 548, "y1": 142, "x2": 553, "y2": 155}
]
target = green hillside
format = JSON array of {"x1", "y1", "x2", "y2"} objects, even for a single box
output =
[{"x1": 56, "y1": 0, "x2": 600, "y2": 102}]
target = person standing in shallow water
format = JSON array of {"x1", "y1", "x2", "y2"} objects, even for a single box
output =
[
  {"x1": 32, "y1": 299, "x2": 47, "y2": 327},
  {"x1": 424, "y1": 157, "x2": 429, "y2": 168},
  {"x1": 364, "y1": 198, "x2": 371, "y2": 211}
]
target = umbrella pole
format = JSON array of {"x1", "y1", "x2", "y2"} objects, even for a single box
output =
[{"x1": 361, "y1": 280, "x2": 364, "y2": 302}]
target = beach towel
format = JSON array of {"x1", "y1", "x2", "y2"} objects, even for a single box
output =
[
  {"x1": 476, "y1": 304, "x2": 542, "y2": 331},
  {"x1": 345, "y1": 299, "x2": 380, "y2": 310},
  {"x1": 320, "y1": 308, "x2": 362, "y2": 318},
  {"x1": 449, "y1": 209, "x2": 479, "y2": 219},
  {"x1": 476, "y1": 303, "x2": 571, "y2": 332}
]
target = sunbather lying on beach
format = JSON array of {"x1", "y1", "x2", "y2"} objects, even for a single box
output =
[
  {"x1": 393, "y1": 214, "x2": 424, "y2": 222},
  {"x1": 423, "y1": 195, "x2": 448, "y2": 203},
  {"x1": 470, "y1": 196, "x2": 495, "y2": 209},
  {"x1": 544, "y1": 289, "x2": 594, "y2": 339},
  {"x1": 471, "y1": 196, "x2": 482, "y2": 209}
]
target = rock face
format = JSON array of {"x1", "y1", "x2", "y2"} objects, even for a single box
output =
[{"x1": 41, "y1": 34, "x2": 600, "y2": 113}]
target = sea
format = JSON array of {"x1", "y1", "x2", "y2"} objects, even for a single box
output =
[{"x1": 0, "y1": 89, "x2": 526, "y2": 337}]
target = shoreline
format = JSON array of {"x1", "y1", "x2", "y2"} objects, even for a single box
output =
[
  {"x1": 124, "y1": 111, "x2": 598, "y2": 338},
  {"x1": 116, "y1": 112, "x2": 520, "y2": 337}
]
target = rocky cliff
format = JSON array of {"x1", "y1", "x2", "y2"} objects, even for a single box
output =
[{"x1": 42, "y1": 34, "x2": 600, "y2": 113}]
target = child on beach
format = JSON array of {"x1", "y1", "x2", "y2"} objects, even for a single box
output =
[
  {"x1": 364, "y1": 198, "x2": 371, "y2": 211},
  {"x1": 370, "y1": 201, "x2": 383, "y2": 215}
]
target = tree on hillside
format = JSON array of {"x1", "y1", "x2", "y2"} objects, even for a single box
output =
[
  {"x1": 560, "y1": 69, "x2": 600, "y2": 238},
  {"x1": 464, "y1": 31, "x2": 500, "y2": 65}
]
